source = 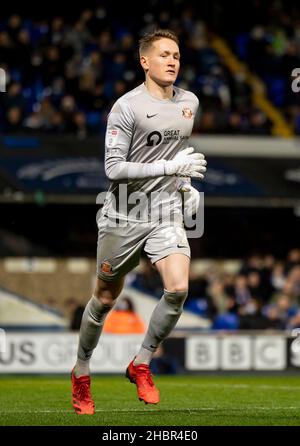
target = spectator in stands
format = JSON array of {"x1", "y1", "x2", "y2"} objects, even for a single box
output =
[
  {"x1": 271, "y1": 261, "x2": 286, "y2": 292},
  {"x1": 264, "y1": 293, "x2": 299, "y2": 330},
  {"x1": 65, "y1": 297, "x2": 85, "y2": 331},
  {"x1": 131, "y1": 258, "x2": 163, "y2": 298},
  {"x1": 239, "y1": 296, "x2": 276, "y2": 329},
  {"x1": 5, "y1": 106, "x2": 23, "y2": 132},
  {"x1": 233, "y1": 274, "x2": 252, "y2": 311},
  {"x1": 24, "y1": 98, "x2": 56, "y2": 131},
  {"x1": 212, "y1": 295, "x2": 240, "y2": 330},
  {"x1": 103, "y1": 296, "x2": 146, "y2": 334},
  {"x1": 286, "y1": 249, "x2": 300, "y2": 273},
  {"x1": 179, "y1": 267, "x2": 215, "y2": 320}
]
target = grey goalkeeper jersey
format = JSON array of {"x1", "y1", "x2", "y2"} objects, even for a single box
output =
[{"x1": 101, "y1": 82, "x2": 199, "y2": 223}]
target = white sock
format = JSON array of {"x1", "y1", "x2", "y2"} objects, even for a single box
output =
[
  {"x1": 133, "y1": 346, "x2": 154, "y2": 366},
  {"x1": 74, "y1": 358, "x2": 90, "y2": 377}
]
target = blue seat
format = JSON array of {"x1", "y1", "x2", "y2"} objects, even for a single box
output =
[
  {"x1": 212, "y1": 313, "x2": 239, "y2": 330},
  {"x1": 86, "y1": 111, "x2": 101, "y2": 127}
]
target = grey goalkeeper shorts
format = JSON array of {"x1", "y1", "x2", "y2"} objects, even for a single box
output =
[{"x1": 96, "y1": 213, "x2": 190, "y2": 282}]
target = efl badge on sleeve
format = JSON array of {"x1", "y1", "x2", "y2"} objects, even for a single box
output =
[{"x1": 106, "y1": 128, "x2": 119, "y2": 148}]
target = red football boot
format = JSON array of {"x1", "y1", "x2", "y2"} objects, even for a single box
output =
[
  {"x1": 71, "y1": 368, "x2": 95, "y2": 415},
  {"x1": 126, "y1": 359, "x2": 160, "y2": 405}
]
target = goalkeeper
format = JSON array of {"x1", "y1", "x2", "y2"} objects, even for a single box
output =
[{"x1": 71, "y1": 29, "x2": 206, "y2": 414}]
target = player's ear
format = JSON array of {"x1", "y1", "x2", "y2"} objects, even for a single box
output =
[{"x1": 140, "y1": 55, "x2": 149, "y2": 71}]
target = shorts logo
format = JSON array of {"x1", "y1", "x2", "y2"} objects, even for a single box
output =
[
  {"x1": 100, "y1": 261, "x2": 113, "y2": 275},
  {"x1": 182, "y1": 107, "x2": 193, "y2": 119}
]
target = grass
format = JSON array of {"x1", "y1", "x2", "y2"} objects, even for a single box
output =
[{"x1": 0, "y1": 374, "x2": 300, "y2": 426}]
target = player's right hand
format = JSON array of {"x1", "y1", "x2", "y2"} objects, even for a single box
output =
[{"x1": 164, "y1": 147, "x2": 207, "y2": 178}]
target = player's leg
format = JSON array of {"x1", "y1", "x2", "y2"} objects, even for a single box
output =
[
  {"x1": 74, "y1": 276, "x2": 125, "y2": 377},
  {"x1": 134, "y1": 253, "x2": 189, "y2": 366},
  {"x1": 126, "y1": 252, "x2": 189, "y2": 405},
  {"x1": 75, "y1": 213, "x2": 144, "y2": 378},
  {"x1": 71, "y1": 276, "x2": 124, "y2": 415},
  {"x1": 72, "y1": 214, "x2": 148, "y2": 413}
]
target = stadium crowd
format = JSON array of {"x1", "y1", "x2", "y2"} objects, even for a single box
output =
[
  {"x1": 2, "y1": 1, "x2": 299, "y2": 137},
  {"x1": 231, "y1": 2, "x2": 300, "y2": 135},
  {"x1": 131, "y1": 248, "x2": 300, "y2": 331}
]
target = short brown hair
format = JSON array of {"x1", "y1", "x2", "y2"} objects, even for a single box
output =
[{"x1": 139, "y1": 29, "x2": 179, "y2": 56}]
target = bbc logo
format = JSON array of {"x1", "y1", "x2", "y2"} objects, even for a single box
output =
[{"x1": 186, "y1": 336, "x2": 287, "y2": 371}]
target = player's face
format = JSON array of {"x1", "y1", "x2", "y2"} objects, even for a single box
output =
[{"x1": 142, "y1": 38, "x2": 180, "y2": 86}]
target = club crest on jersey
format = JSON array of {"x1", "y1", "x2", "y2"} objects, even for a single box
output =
[
  {"x1": 182, "y1": 107, "x2": 193, "y2": 119},
  {"x1": 100, "y1": 261, "x2": 113, "y2": 275}
]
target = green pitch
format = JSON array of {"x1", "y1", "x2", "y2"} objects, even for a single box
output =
[{"x1": 1, "y1": 374, "x2": 300, "y2": 426}]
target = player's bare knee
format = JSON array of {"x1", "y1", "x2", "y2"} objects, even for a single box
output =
[
  {"x1": 93, "y1": 288, "x2": 117, "y2": 307},
  {"x1": 93, "y1": 277, "x2": 123, "y2": 306},
  {"x1": 98, "y1": 291, "x2": 117, "y2": 307}
]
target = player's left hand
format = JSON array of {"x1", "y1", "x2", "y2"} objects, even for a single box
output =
[{"x1": 176, "y1": 179, "x2": 200, "y2": 218}]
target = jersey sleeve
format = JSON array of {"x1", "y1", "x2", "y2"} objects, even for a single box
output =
[{"x1": 104, "y1": 99, "x2": 165, "y2": 181}]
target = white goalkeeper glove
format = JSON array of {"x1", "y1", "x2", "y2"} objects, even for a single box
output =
[
  {"x1": 177, "y1": 178, "x2": 200, "y2": 218},
  {"x1": 164, "y1": 147, "x2": 207, "y2": 178}
]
